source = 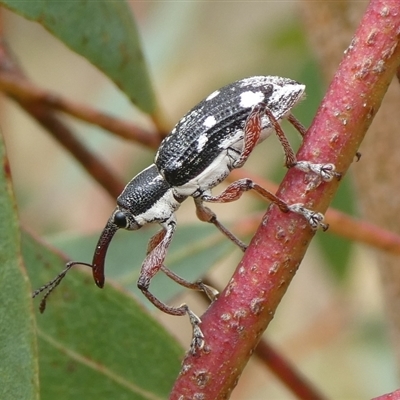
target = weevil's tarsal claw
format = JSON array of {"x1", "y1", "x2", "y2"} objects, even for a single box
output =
[
  {"x1": 294, "y1": 161, "x2": 341, "y2": 182},
  {"x1": 288, "y1": 203, "x2": 328, "y2": 231},
  {"x1": 184, "y1": 306, "x2": 205, "y2": 354},
  {"x1": 197, "y1": 281, "x2": 219, "y2": 302},
  {"x1": 92, "y1": 214, "x2": 119, "y2": 288}
]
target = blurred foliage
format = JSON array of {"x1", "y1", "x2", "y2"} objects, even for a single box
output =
[
  {"x1": 24, "y1": 232, "x2": 183, "y2": 400},
  {"x1": 0, "y1": 0, "x2": 156, "y2": 113}
]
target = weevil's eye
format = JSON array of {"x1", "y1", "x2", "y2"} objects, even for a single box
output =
[{"x1": 113, "y1": 211, "x2": 128, "y2": 228}]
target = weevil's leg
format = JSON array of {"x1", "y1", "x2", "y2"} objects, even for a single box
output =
[
  {"x1": 194, "y1": 197, "x2": 248, "y2": 252},
  {"x1": 265, "y1": 108, "x2": 341, "y2": 182},
  {"x1": 201, "y1": 178, "x2": 328, "y2": 231},
  {"x1": 138, "y1": 223, "x2": 175, "y2": 292},
  {"x1": 141, "y1": 287, "x2": 205, "y2": 353},
  {"x1": 160, "y1": 265, "x2": 219, "y2": 302},
  {"x1": 288, "y1": 113, "x2": 341, "y2": 179},
  {"x1": 233, "y1": 102, "x2": 264, "y2": 169},
  {"x1": 288, "y1": 113, "x2": 307, "y2": 137},
  {"x1": 146, "y1": 228, "x2": 219, "y2": 300},
  {"x1": 138, "y1": 222, "x2": 205, "y2": 353}
]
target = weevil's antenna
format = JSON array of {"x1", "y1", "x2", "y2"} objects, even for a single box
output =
[
  {"x1": 32, "y1": 261, "x2": 92, "y2": 313},
  {"x1": 32, "y1": 214, "x2": 119, "y2": 313}
]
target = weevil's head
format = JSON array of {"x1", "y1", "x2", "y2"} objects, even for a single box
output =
[{"x1": 92, "y1": 164, "x2": 180, "y2": 288}]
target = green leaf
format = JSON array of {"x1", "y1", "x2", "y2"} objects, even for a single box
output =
[
  {"x1": 1, "y1": 0, "x2": 156, "y2": 113},
  {"x1": 51, "y1": 223, "x2": 235, "y2": 307},
  {"x1": 0, "y1": 137, "x2": 39, "y2": 399},
  {"x1": 25, "y1": 232, "x2": 183, "y2": 400}
]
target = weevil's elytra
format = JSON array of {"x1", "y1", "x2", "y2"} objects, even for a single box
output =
[
  {"x1": 33, "y1": 75, "x2": 338, "y2": 353},
  {"x1": 155, "y1": 76, "x2": 305, "y2": 188}
]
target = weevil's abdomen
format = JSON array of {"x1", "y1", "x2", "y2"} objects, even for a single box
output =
[{"x1": 155, "y1": 76, "x2": 305, "y2": 188}]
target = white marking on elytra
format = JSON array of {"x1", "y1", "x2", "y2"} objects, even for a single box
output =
[
  {"x1": 239, "y1": 91, "x2": 264, "y2": 108},
  {"x1": 203, "y1": 115, "x2": 217, "y2": 128},
  {"x1": 196, "y1": 134, "x2": 208, "y2": 151},
  {"x1": 206, "y1": 90, "x2": 220, "y2": 101}
]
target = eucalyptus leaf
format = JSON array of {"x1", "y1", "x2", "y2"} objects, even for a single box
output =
[
  {"x1": 51, "y1": 223, "x2": 236, "y2": 307},
  {"x1": 25, "y1": 232, "x2": 183, "y2": 400},
  {"x1": 1, "y1": 0, "x2": 156, "y2": 113},
  {"x1": 0, "y1": 136, "x2": 39, "y2": 399}
]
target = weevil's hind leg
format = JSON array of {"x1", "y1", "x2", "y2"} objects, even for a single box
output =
[
  {"x1": 266, "y1": 108, "x2": 341, "y2": 181},
  {"x1": 138, "y1": 222, "x2": 205, "y2": 353},
  {"x1": 233, "y1": 102, "x2": 264, "y2": 169},
  {"x1": 194, "y1": 197, "x2": 248, "y2": 252},
  {"x1": 201, "y1": 179, "x2": 328, "y2": 231}
]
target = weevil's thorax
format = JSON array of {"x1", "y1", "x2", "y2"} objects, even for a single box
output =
[
  {"x1": 155, "y1": 76, "x2": 305, "y2": 196},
  {"x1": 116, "y1": 164, "x2": 182, "y2": 228}
]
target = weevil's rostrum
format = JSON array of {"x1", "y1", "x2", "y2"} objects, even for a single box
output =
[
  {"x1": 155, "y1": 76, "x2": 305, "y2": 188},
  {"x1": 33, "y1": 76, "x2": 339, "y2": 353}
]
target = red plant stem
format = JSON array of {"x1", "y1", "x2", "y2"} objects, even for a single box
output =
[
  {"x1": 171, "y1": 1, "x2": 400, "y2": 398},
  {"x1": 372, "y1": 388, "x2": 400, "y2": 400}
]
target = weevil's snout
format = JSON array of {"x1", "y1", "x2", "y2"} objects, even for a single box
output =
[
  {"x1": 92, "y1": 212, "x2": 120, "y2": 288},
  {"x1": 92, "y1": 208, "x2": 141, "y2": 288}
]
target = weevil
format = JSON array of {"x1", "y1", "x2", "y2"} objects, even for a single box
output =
[{"x1": 33, "y1": 76, "x2": 339, "y2": 352}]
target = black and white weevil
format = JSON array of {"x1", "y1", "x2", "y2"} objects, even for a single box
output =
[{"x1": 33, "y1": 76, "x2": 339, "y2": 352}]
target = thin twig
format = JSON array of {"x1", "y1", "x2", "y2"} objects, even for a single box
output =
[
  {"x1": 0, "y1": 70, "x2": 161, "y2": 149},
  {"x1": 20, "y1": 101, "x2": 125, "y2": 198},
  {"x1": 0, "y1": 40, "x2": 125, "y2": 198},
  {"x1": 255, "y1": 340, "x2": 328, "y2": 400}
]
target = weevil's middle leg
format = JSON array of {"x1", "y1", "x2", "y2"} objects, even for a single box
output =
[
  {"x1": 201, "y1": 178, "x2": 328, "y2": 231},
  {"x1": 194, "y1": 197, "x2": 248, "y2": 252},
  {"x1": 160, "y1": 265, "x2": 219, "y2": 301}
]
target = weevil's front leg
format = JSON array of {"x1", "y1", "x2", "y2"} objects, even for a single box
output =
[
  {"x1": 146, "y1": 228, "x2": 219, "y2": 300},
  {"x1": 201, "y1": 179, "x2": 328, "y2": 231},
  {"x1": 138, "y1": 222, "x2": 206, "y2": 353},
  {"x1": 194, "y1": 197, "x2": 248, "y2": 252}
]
